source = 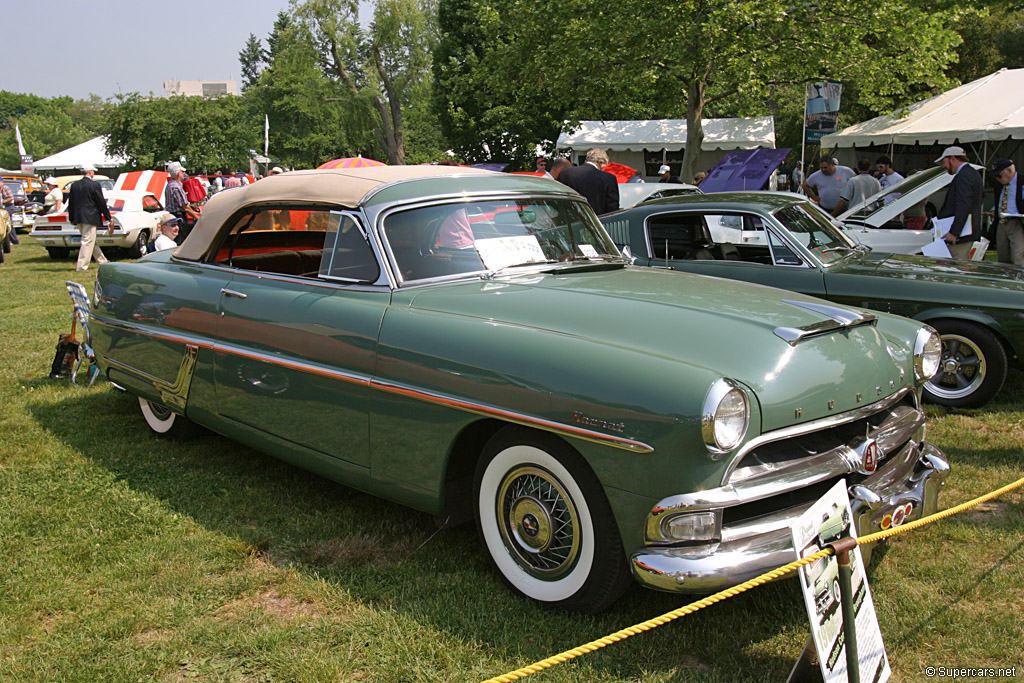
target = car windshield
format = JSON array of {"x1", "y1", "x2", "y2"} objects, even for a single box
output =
[
  {"x1": 381, "y1": 198, "x2": 622, "y2": 282},
  {"x1": 845, "y1": 167, "x2": 947, "y2": 220},
  {"x1": 773, "y1": 203, "x2": 858, "y2": 265}
]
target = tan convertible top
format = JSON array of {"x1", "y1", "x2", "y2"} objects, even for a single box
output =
[{"x1": 174, "y1": 165, "x2": 496, "y2": 261}]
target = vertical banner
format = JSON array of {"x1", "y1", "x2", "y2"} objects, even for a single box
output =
[
  {"x1": 805, "y1": 80, "x2": 843, "y2": 143},
  {"x1": 264, "y1": 114, "x2": 270, "y2": 156}
]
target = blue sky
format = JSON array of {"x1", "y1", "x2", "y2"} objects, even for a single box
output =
[{"x1": 5, "y1": 1, "x2": 294, "y2": 100}]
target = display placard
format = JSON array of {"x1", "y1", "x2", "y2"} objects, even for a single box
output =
[{"x1": 791, "y1": 480, "x2": 891, "y2": 683}]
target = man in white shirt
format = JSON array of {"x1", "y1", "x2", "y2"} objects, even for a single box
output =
[
  {"x1": 992, "y1": 158, "x2": 1024, "y2": 265},
  {"x1": 875, "y1": 156, "x2": 904, "y2": 205},
  {"x1": 152, "y1": 215, "x2": 180, "y2": 251}
]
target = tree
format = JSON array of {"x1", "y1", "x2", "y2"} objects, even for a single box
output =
[
  {"x1": 239, "y1": 34, "x2": 268, "y2": 93},
  {"x1": 104, "y1": 94, "x2": 259, "y2": 171},
  {"x1": 434, "y1": 0, "x2": 966, "y2": 180},
  {"x1": 0, "y1": 92, "x2": 104, "y2": 169},
  {"x1": 291, "y1": 0, "x2": 438, "y2": 164}
]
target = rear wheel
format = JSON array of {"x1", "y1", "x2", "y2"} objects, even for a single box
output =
[
  {"x1": 474, "y1": 427, "x2": 630, "y2": 613},
  {"x1": 126, "y1": 230, "x2": 149, "y2": 259},
  {"x1": 924, "y1": 320, "x2": 1007, "y2": 408},
  {"x1": 138, "y1": 396, "x2": 194, "y2": 439},
  {"x1": 47, "y1": 247, "x2": 71, "y2": 260}
]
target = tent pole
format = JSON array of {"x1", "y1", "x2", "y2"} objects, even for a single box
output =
[{"x1": 800, "y1": 91, "x2": 807, "y2": 193}]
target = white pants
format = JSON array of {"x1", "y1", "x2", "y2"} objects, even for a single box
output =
[{"x1": 76, "y1": 223, "x2": 108, "y2": 271}]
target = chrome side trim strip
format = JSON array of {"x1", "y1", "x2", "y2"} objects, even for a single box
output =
[
  {"x1": 95, "y1": 317, "x2": 653, "y2": 454},
  {"x1": 369, "y1": 378, "x2": 654, "y2": 454}
]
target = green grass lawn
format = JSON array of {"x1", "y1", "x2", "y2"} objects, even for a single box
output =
[{"x1": 1, "y1": 238, "x2": 1021, "y2": 682}]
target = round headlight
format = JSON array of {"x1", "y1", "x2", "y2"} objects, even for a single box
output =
[
  {"x1": 702, "y1": 378, "x2": 750, "y2": 456},
  {"x1": 914, "y1": 327, "x2": 942, "y2": 381}
]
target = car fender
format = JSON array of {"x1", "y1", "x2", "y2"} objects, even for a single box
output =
[{"x1": 910, "y1": 307, "x2": 1015, "y2": 353}]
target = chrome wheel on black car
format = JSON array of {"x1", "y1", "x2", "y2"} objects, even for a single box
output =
[{"x1": 924, "y1": 320, "x2": 1007, "y2": 408}]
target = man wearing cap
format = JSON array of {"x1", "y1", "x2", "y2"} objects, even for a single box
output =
[
  {"x1": 67, "y1": 164, "x2": 111, "y2": 271},
  {"x1": 43, "y1": 177, "x2": 64, "y2": 214},
  {"x1": 991, "y1": 158, "x2": 1024, "y2": 265},
  {"x1": 935, "y1": 146, "x2": 984, "y2": 260},
  {"x1": 164, "y1": 162, "x2": 199, "y2": 245},
  {"x1": 267, "y1": 166, "x2": 284, "y2": 177},
  {"x1": 658, "y1": 164, "x2": 681, "y2": 184},
  {"x1": 152, "y1": 214, "x2": 181, "y2": 252},
  {"x1": 557, "y1": 148, "x2": 620, "y2": 215}
]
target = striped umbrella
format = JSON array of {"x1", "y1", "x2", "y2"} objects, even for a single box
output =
[{"x1": 317, "y1": 156, "x2": 386, "y2": 169}]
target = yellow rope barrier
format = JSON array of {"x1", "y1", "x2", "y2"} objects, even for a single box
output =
[{"x1": 480, "y1": 475, "x2": 1024, "y2": 683}]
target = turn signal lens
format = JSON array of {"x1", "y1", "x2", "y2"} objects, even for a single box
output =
[{"x1": 664, "y1": 512, "x2": 717, "y2": 542}]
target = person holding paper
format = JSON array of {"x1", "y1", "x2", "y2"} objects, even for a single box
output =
[
  {"x1": 991, "y1": 158, "x2": 1024, "y2": 265},
  {"x1": 935, "y1": 146, "x2": 983, "y2": 260}
]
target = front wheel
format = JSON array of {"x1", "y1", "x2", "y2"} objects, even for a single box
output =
[
  {"x1": 138, "y1": 396, "x2": 194, "y2": 439},
  {"x1": 923, "y1": 320, "x2": 1007, "y2": 408},
  {"x1": 474, "y1": 427, "x2": 630, "y2": 613}
]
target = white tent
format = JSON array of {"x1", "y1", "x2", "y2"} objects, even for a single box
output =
[
  {"x1": 556, "y1": 116, "x2": 776, "y2": 152},
  {"x1": 556, "y1": 117, "x2": 775, "y2": 180},
  {"x1": 31, "y1": 136, "x2": 125, "y2": 173},
  {"x1": 821, "y1": 69, "x2": 1024, "y2": 148}
]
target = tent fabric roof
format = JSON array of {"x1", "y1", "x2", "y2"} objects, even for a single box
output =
[
  {"x1": 821, "y1": 68, "x2": 1024, "y2": 148},
  {"x1": 31, "y1": 136, "x2": 126, "y2": 172},
  {"x1": 556, "y1": 117, "x2": 776, "y2": 152}
]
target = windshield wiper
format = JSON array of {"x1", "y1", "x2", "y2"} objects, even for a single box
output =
[
  {"x1": 817, "y1": 245, "x2": 855, "y2": 256},
  {"x1": 480, "y1": 259, "x2": 560, "y2": 280}
]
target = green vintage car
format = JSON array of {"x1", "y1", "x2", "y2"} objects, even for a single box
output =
[
  {"x1": 603, "y1": 192, "x2": 1024, "y2": 408},
  {"x1": 89, "y1": 167, "x2": 950, "y2": 612}
]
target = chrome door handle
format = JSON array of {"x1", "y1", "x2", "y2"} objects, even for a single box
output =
[{"x1": 220, "y1": 288, "x2": 247, "y2": 299}]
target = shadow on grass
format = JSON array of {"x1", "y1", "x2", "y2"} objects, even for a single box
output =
[{"x1": 29, "y1": 387, "x2": 823, "y2": 681}]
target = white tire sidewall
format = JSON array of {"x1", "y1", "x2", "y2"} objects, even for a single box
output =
[
  {"x1": 478, "y1": 443, "x2": 595, "y2": 603},
  {"x1": 138, "y1": 396, "x2": 177, "y2": 434}
]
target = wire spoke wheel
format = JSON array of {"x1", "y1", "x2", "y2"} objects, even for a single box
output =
[{"x1": 498, "y1": 466, "x2": 581, "y2": 580}]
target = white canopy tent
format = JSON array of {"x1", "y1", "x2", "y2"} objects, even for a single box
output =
[
  {"x1": 557, "y1": 117, "x2": 776, "y2": 151},
  {"x1": 31, "y1": 136, "x2": 126, "y2": 173},
  {"x1": 556, "y1": 117, "x2": 776, "y2": 180},
  {"x1": 820, "y1": 69, "x2": 1024, "y2": 172}
]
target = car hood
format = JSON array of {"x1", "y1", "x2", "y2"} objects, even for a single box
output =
[
  {"x1": 402, "y1": 266, "x2": 910, "y2": 429},
  {"x1": 831, "y1": 251, "x2": 1024, "y2": 285},
  {"x1": 838, "y1": 164, "x2": 983, "y2": 227}
]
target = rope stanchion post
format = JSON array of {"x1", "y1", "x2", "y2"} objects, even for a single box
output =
[{"x1": 830, "y1": 536, "x2": 860, "y2": 682}]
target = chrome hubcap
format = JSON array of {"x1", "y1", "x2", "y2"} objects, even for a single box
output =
[
  {"x1": 927, "y1": 334, "x2": 986, "y2": 400},
  {"x1": 497, "y1": 466, "x2": 580, "y2": 579}
]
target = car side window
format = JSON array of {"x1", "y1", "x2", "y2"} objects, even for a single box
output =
[
  {"x1": 319, "y1": 212, "x2": 380, "y2": 282},
  {"x1": 213, "y1": 207, "x2": 379, "y2": 283},
  {"x1": 142, "y1": 195, "x2": 163, "y2": 211},
  {"x1": 647, "y1": 214, "x2": 710, "y2": 260}
]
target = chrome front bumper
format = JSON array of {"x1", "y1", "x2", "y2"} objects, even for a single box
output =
[{"x1": 630, "y1": 439, "x2": 949, "y2": 593}]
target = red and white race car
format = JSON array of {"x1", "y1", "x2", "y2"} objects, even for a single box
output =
[{"x1": 29, "y1": 171, "x2": 171, "y2": 260}]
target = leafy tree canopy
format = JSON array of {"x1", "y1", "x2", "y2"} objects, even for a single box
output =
[
  {"x1": 104, "y1": 94, "x2": 259, "y2": 172},
  {"x1": 0, "y1": 91, "x2": 106, "y2": 169}
]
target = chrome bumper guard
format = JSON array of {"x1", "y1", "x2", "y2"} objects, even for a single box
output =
[{"x1": 630, "y1": 439, "x2": 949, "y2": 593}]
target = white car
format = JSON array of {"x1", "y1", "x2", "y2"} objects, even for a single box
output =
[
  {"x1": 29, "y1": 171, "x2": 171, "y2": 260},
  {"x1": 836, "y1": 164, "x2": 985, "y2": 254},
  {"x1": 618, "y1": 182, "x2": 702, "y2": 208}
]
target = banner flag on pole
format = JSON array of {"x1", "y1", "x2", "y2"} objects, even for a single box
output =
[
  {"x1": 15, "y1": 122, "x2": 27, "y2": 156},
  {"x1": 804, "y1": 80, "x2": 843, "y2": 144},
  {"x1": 264, "y1": 115, "x2": 269, "y2": 156}
]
